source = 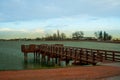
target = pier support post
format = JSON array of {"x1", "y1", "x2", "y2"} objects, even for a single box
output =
[
  {"x1": 47, "y1": 56, "x2": 50, "y2": 65},
  {"x1": 37, "y1": 53, "x2": 40, "y2": 63},
  {"x1": 51, "y1": 58, "x2": 54, "y2": 65},
  {"x1": 24, "y1": 53, "x2": 28, "y2": 63},
  {"x1": 66, "y1": 59, "x2": 70, "y2": 66},
  {"x1": 33, "y1": 53, "x2": 35, "y2": 63},
  {"x1": 58, "y1": 58, "x2": 61, "y2": 66},
  {"x1": 41, "y1": 54, "x2": 46, "y2": 64},
  {"x1": 55, "y1": 57, "x2": 58, "y2": 65}
]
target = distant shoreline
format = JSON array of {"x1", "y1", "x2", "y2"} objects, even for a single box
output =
[
  {"x1": 1, "y1": 39, "x2": 120, "y2": 44},
  {"x1": 2, "y1": 40, "x2": 120, "y2": 43}
]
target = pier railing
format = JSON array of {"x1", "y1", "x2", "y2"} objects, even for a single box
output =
[{"x1": 21, "y1": 44, "x2": 120, "y2": 65}]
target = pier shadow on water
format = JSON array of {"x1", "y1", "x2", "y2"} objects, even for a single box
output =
[
  {"x1": 23, "y1": 57, "x2": 91, "y2": 70},
  {"x1": 23, "y1": 58, "x2": 68, "y2": 69}
]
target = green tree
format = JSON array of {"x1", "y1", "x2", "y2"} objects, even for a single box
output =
[
  {"x1": 99, "y1": 31, "x2": 103, "y2": 40},
  {"x1": 57, "y1": 30, "x2": 60, "y2": 40},
  {"x1": 94, "y1": 32, "x2": 99, "y2": 39},
  {"x1": 108, "y1": 35, "x2": 112, "y2": 40},
  {"x1": 53, "y1": 33, "x2": 57, "y2": 40},
  {"x1": 35, "y1": 37, "x2": 41, "y2": 40},
  {"x1": 72, "y1": 31, "x2": 84, "y2": 40},
  {"x1": 61, "y1": 33, "x2": 66, "y2": 40},
  {"x1": 94, "y1": 31, "x2": 112, "y2": 41}
]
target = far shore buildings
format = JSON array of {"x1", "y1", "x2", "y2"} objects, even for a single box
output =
[{"x1": 72, "y1": 37, "x2": 96, "y2": 40}]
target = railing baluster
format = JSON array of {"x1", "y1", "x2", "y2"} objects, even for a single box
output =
[{"x1": 113, "y1": 52, "x2": 115, "y2": 61}]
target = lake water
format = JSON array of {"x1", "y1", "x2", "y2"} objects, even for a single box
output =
[{"x1": 0, "y1": 41, "x2": 120, "y2": 70}]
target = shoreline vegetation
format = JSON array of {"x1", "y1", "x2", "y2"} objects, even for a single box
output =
[
  {"x1": 0, "y1": 30, "x2": 120, "y2": 43},
  {"x1": 1, "y1": 39, "x2": 120, "y2": 44}
]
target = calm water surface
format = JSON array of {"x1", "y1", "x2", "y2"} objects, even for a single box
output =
[{"x1": 0, "y1": 41, "x2": 120, "y2": 70}]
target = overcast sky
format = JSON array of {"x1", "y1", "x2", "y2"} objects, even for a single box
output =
[{"x1": 0, "y1": 0, "x2": 120, "y2": 39}]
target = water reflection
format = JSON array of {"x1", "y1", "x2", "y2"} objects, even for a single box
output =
[{"x1": 23, "y1": 58, "x2": 63, "y2": 69}]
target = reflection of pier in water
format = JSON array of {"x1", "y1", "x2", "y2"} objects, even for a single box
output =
[{"x1": 21, "y1": 44, "x2": 120, "y2": 66}]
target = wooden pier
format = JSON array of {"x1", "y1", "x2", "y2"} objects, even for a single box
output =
[{"x1": 21, "y1": 44, "x2": 120, "y2": 66}]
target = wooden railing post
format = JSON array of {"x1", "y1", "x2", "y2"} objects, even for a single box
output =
[
  {"x1": 105, "y1": 51, "x2": 107, "y2": 60},
  {"x1": 67, "y1": 48, "x2": 71, "y2": 65},
  {"x1": 97, "y1": 50, "x2": 103, "y2": 62},
  {"x1": 53, "y1": 46, "x2": 56, "y2": 64},
  {"x1": 100, "y1": 51, "x2": 103, "y2": 62},
  {"x1": 74, "y1": 48, "x2": 77, "y2": 64},
  {"x1": 70, "y1": 48, "x2": 72, "y2": 58},
  {"x1": 58, "y1": 46, "x2": 61, "y2": 66},
  {"x1": 79, "y1": 48, "x2": 82, "y2": 64},
  {"x1": 47, "y1": 46, "x2": 50, "y2": 65},
  {"x1": 92, "y1": 50, "x2": 96, "y2": 65},
  {"x1": 112, "y1": 52, "x2": 115, "y2": 61},
  {"x1": 86, "y1": 50, "x2": 89, "y2": 64}
]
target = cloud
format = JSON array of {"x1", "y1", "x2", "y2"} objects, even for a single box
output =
[
  {"x1": 0, "y1": 27, "x2": 45, "y2": 39},
  {"x1": 34, "y1": 29, "x2": 45, "y2": 33},
  {"x1": 0, "y1": 0, "x2": 120, "y2": 22},
  {"x1": 103, "y1": 0, "x2": 120, "y2": 7},
  {"x1": 0, "y1": 27, "x2": 45, "y2": 33},
  {"x1": 0, "y1": 0, "x2": 120, "y2": 39},
  {"x1": 0, "y1": 28, "x2": 13, "y2": 31}
]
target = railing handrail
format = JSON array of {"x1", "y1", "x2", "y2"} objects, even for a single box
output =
[{"x1": 21, "y1": 44, "x2": 120, "y2": 63}]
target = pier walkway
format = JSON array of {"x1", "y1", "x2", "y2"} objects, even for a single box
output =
[{"x1": 21, "y1": 44, "x2": 120, "y2": 66}]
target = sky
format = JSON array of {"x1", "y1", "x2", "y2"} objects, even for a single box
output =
[{"x1": 0, "y1": 0, "x2": 120, "y2": 39}]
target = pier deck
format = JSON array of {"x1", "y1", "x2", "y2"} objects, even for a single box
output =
[{"x1": 21, "y1": 44, "x2": 120, "y2": 65}]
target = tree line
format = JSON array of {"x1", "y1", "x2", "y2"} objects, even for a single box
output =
[
  {"x1": 45, "y1": 30, "x2": 66, "y2": 40},
  {"x1": 42, "y1": 30, "x2": 112, "y2": 41},
  {"x1": 94, "y1": 31, "x2": 112, "y2": 41},
  {"x1": 3, "y1": 30, "x2": 112, "y2": 41}
]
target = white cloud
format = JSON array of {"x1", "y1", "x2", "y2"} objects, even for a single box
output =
[
  {"x1": 0, "y1": 27, "x2": 46, "y2": 39},
  {"x1": 0, "y1": 28, "x2": 27, "y2": 32},
  {"x1": 34, "y1": 29, "x2": 44, "y2": 33},
  {"x1": 0, "y1": 0, "x2": 120, "y2": 21},
  {"x1": 0, "y1": 28, "x2": 13, "y2": 31},
  {"x1": 86, "y1": 0, "x2": 120, "y2": 7},
  {"x1": 0, "y1": 27, "x2": 45, "y2": 34},
  {"x1": 105, "y1": 0, "x2": 120, "y2": 6},
  {"x1": 0, "y1": 0, "x2": 120, "y2": 39}
]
